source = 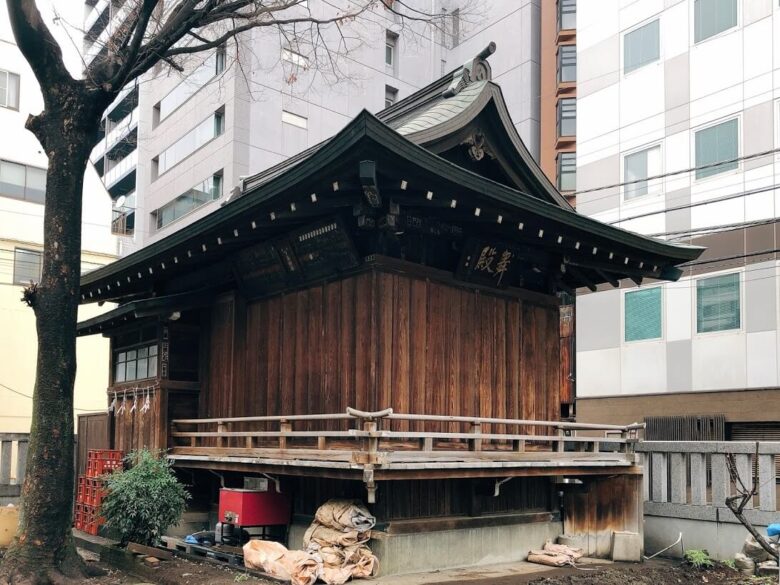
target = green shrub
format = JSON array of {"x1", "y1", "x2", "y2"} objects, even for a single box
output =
[
  {"x1": 721, "y1": 559, "x2": 736, "y2": 570},
  {"x1": 683, "y1": 549, "x2": 714, "y2": 569},
  {"x1": 100, "y1": 450, "x2": 190, "y2": 545}
]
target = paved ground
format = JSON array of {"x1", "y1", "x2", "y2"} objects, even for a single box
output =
[{"x1": 375, "y1": 558, "x2": 613, "y2": 585}]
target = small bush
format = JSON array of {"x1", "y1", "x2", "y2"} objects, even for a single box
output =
[
  {"x1": 721, "y1": 559, "x2": 736, "y2": 570},
  {"x1": 100, "y1": 449, "x2": 190, "y2": 545},
  {"x1": 684, "y1": 549, "x2": 714, "y2": 569}
]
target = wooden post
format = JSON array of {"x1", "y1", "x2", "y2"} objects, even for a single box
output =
[
  {"x1": 556, "y1": 428, "x2": 565, "y2": 453},
  {"x1": 246, "y1": 435, "x2": 253, "y2": 449},
  {"x1": 318, "y1": 436, "x2": 327, "y2": 450},
  {"x1": 422, "y1": 437, "x2": 433, "y2": 452},
  {"x1": 365, "y1": 421, "x2": 378, "y2": 463},
  {"x1": 216, "y1": 421, "x2": 226, "y2": 448},
  {"x1": 512, "y1": 439, "x2": 525, "y2": 453},
  {"x1": 469, "y1": 422, "x2": 482, "y2": 452},
  {"x1": 279, "y1": 420, "x2": 291, "y2": 450}
]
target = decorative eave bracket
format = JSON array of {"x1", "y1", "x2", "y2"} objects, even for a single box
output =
[{"x1": 443, "y1": 42, "x2": 496, "y2": 98}]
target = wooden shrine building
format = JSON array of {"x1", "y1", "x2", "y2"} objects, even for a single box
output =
[{"x1": 78, "y1": 45, "x2": 703, "y2": 572}]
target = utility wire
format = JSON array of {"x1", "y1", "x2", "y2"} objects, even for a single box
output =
[
  {"x1": 0, "y1": 382, "x2": 105, "y2": 413},
  {"x1": 607, "y1": 183, "x2": 780, "y2": 225},
  {"x1": 574, "y1": 147, "x2": 780, "y2": 196}
]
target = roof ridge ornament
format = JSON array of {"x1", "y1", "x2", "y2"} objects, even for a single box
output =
[{"x1": 442, "y1": 42, "x2": 496, "y2": 98}]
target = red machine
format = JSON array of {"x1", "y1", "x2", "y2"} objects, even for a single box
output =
[{"x1": 217, "y1": 487, "x2": 291, "y2": 544}]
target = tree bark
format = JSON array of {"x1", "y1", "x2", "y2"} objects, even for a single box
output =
[{"x1": 1, "y1": 83, "x2": 104, "y2": 585}]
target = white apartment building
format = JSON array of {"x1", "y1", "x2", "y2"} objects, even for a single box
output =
[
  {"x1": 574, "y1": 0, "x2": 780, "y2": 438},
  {"x1": 0, "y1": 8, "x2": 119, "y2": 432},
  {"x1": 83, "y1": 0, "x2": 544, "y2": 253}
]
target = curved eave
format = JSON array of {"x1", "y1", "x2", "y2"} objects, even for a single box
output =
[
  {"x1": 80, "y1": 110, "x2": 703, "y2": 303},
  {"x1": 359, "y1": 114, "x2": 703, "y2": 263}
]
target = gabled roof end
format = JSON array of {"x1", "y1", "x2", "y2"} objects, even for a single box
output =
[{"x1": 442, "y1": 42, "x2": 496, "y2": 98}]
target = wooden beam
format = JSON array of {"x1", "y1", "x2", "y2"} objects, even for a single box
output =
[
  {"x1": 566, "y1": 257, "x2": 662, "y2": 279},
  {"x1": 596, "y1": 270, "x2": 619, "y2": 288},
  {"x1": 566, "y1": 265, "x2": 597, "y2": 292}
]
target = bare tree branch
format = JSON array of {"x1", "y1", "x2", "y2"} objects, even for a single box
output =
[
  {"x1": 5, "y1": 0, "x2": 73, "y2": 92},
  {"x1": 725, "y1": 444, "x2": 779, "y2": 562}
]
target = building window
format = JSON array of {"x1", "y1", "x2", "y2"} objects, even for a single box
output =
[
  {"x1": 694, "y1": 0, "x2": 737, "y2": 43},
  {"x1": 624, "y1": 19, "x2": 659, "y2": 73},
  {"x1": 623, "y1": 145, "x2": 661, "y2": 200},
  {"x1": 153, "y1": 173, "x2": 222, "y2": 230},
  {"x1": 557, "y1": 98, "x2": 576, "y2": 137},
  {"x1": 558, "y1": 0, "x2": 576, "y2": 31},
  {"x1": 281, "y1": 110, "x2": 307, "y2": 129},
  {"x1": 625, "y1": 287, "x2": 662, "y2": 342},
  {"x1": 557, "y1": 45, "x2": 576, "y2": 83},
  {"x1": 695, "y1": 118, "x2": 738, "y2": 179},
  {"x1": 13, "y1": 248, "x2": 42, "y2": 285},
  {"x1": 385, "y1": 31, "x2": 398, "y2": 69},
  {"x1": 0, "y1": 160, "x2": 46, "y2": 204},
  {"x1": 557, "y1": 152, "x2": 576, "y2": 191},
  {"x1": 0, "y1": 69, "x2": 20, "y2": 110},
  {"x1": 385, "y1": 85, "x2": 398, "y2": 108},
  {"x1": 451, "y1": 8, "x2": 461, "y2": 47},
  {"x1": 113, "y1": 327, "x2": 158, "y2": 383},
  {"x1": 696, "y1": 273, "x2": 740, "y2": 333},
  {"x1": 155, "y1": 48, "x2": 226, "y2": 124},
  {"x1": 155, "y1": 109, "x2": 224, "y2": 176}
]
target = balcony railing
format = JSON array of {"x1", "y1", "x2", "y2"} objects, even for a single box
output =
[
  {"x1": 104, "y1": 149, "x2": 137, "y2": 187},
  {"x1": 84, "y1": 0, "x2": 133, "y2": 65},
  {"x1": 105, "y1": 106, "x2": 139, "y2": 151},
  {"x1": 111, "y1": 206, "x2": 135, "y2": 236},
  {"x1": 84, "y1": 0, "x2": 110, "y2": 35}
]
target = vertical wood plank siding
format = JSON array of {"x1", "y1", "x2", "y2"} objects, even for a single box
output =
[{"x1": 200, "y1": 269, "x2": 563, "y2": 428}]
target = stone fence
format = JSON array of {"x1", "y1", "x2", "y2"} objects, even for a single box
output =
[
  {"x1": 636, "y1": 441, "x2": 780, "y2": 559},
  {"x1": 0, "y1": 433, "x2": 29, "y2": 505}
]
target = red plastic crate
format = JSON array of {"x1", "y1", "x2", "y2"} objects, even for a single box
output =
[
  {"x1": 86, "y1": 457, "x2": 123, "y2": 478},
  {"x1": 76, "y1": 503, "x2": 104, "y2": 535},
  {"x1": 76, "y1": 476, "x2": 87, "y2": 502},
  {"x1": 88, "y1": 449, "x2": 123, "y2": 461}
]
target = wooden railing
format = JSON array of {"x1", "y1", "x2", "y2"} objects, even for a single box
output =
[
  {"x1": 170, "y1": 409, "x2": 644, "y2": 501},
  {"x1": 0, "y1": 433, "x2": 29, "y2": 503},
  {"x1": 170, "y1": 407, "x2": 643, "y2": 459}
]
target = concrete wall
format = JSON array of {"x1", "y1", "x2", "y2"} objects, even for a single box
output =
[
  {"x1": 122, "y1": 0, "x2": 543, "y2": 250},
  {"x1": 0, "y1": 4, "x2": 118, "y2": 435},
  {"x1": 290, "y1": 518, "x2": 563, "y2": 576},
  {"x1": 645, "y1": 515, "x2": 768, "y2": 560},
  {"x1": 575, "y1": 0, "x2": 780, "y2": 402}
]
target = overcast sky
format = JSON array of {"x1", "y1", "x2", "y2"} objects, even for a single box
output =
[{"x1": 35, "y1": 0, "x2": 87, "y2": 77}]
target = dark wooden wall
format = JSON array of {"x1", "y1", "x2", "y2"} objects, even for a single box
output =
[
  {"x1": 563, "y1": 474, "x2": 643, "y2": 557},
  {"x1": 200, "y1": 267, "x2": 562, "y2": 427},
  {"x1": 290, "y1": 476, "x2": 552, "y2": 521},
  {"x1": 76, "y1": 412, "x2": 110, "y2": 477},
  {"x1": 112, "y1": 390, "x2": 164, "y2": 454}
]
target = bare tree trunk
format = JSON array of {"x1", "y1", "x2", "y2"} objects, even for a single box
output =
[{"x1": 1, "y1": 85, "x2": 102, "y2": 585}]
